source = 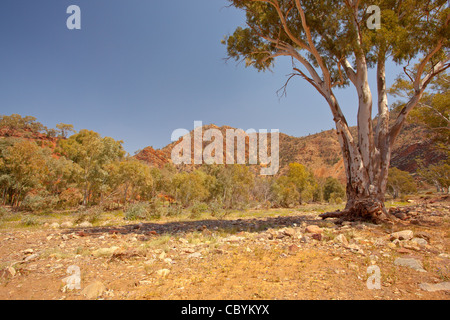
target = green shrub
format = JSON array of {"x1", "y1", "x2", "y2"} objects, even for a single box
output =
[
  {"x1": 21, "y1": 215, "x2": 41, "y2": 227},
  {"x1": 75, "y1": 206, "x2": 102, "y2": 224},
  {"x1": 167, "y1": 204, "x2": 183, "y2": 217},
  {"x1": 189, "y1": 202, "x2": 208, "y2": 218},
  {"x1": 21, "y1": 194, "x2": 58, "y2": 212},
  {"x1": 125, "y1": 202, "x2": 150, "y2": 221}
]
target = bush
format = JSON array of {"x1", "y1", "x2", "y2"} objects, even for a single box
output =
[
  {"x1": 21, "y1": 194, "x2": 58, "y2": 212},
  {"x1": 148, "y1": 199, "x2": 168, "y2": 219},
  {"x1": 209, "y1": 200, "x2": 225, "y2": 217},
  {"x1": 189, "y1": 202, "x2": 208, "y2": 218},
  {"x1": 75, "y1": 206, "x2": 102, "y2": 224},
  {"x1": 166, "y1": 204, "x2": 183, "y2": 217},
  {"x1": 58, "y1": 188, "x2": 83, "y2": 209},
  {"x1": 323, "y1": 177, "x2": 345, "y2": 203},
  {"x1": 21, "y1": 215, "x2": 41, "y2": 227},
  {"x1": 125, "y1": 202, "x2": 150, "y2": 221}
]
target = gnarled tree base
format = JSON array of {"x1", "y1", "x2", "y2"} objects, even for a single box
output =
[{"x1": 319, "y1": 198, "x2": 392, "y2": 224}]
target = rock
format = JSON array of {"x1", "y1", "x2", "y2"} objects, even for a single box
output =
[
  {"x1": 6, "y1": 266, "x2": 16, "y2": 277},
  {"x1": 24, "y1": 253, "x2": 39, "y2": 262},
  {"x1": 92, "y1": 246, "x2": 120, "y2": 257},
  {"x1": 415, "y1": 232, "x2": 432, "y2": 242},
  {"x1": 224, "y1": 235, "x2": 245, "y2": 243},
  {"x1": 419, "y1": 282, "x2": 450, "y2": 292},
  {"x1": 156, "y1": 269, "x2": 170, "y2": 278},
  {"x1": 334, "y1": 234, "x2": 349, "y2": 246},
  {"x1": 50, "y1": 222, "x2": 60, "y2": 229},
  {"x1": 411, "y1": 237, "x2": 428, "y2": 247},
  {"x1": 281, "y1": 228, "x2": 295, "y2": 237},
  {"x1": 187, "y1": 252, "x2": 202, "y2": 259},
  {"x1": 389, "y1": 230, "x2": 414, "y2": 241},
  {"x1": 61, "y1": 221, "x2": 73, "y2": 228},
  {"x1": 305, "y1": 225, "x2": 323, "y2": 234},
  {"x1": 394, "y1": 258, "x2": 426, "y2": 272},
  {"x1": 78, "y1": 221, "x2": 93, "y2": 228},
  {"x1": 288, "y1": 244, "x2": 299, "y2": 253},
  {"x1": 311, "y1": 233, "x2": 322, "y2": 241},
  {"x1": 137, "y1": 235, "x2": 150, "y2": 241},
  {"x1": 394, "y1": 212, "x2": 408, "y2": 220},
  {"x1": 158, "y1": 251, "x2": 166, "y2": 260},
  {"x1": 81, "y1": 281, "x2": 106, "y2": 299},
  {"x1": 23, "y1": 249, "x2": 34, "y2": 254}
]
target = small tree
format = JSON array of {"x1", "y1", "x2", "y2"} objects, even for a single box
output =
[
  {"x1": 418, "y1": 160, "x2": 450, "y2": 193},
  {"x1": 323, "y1": 177, "x2": 346, "y2": 203},
  {"x1": 56, "y1": 123, "x2": 76, "y2": 139},
  {"x1": 387, "y1": 167, "x2": 417, "y2": 199}
]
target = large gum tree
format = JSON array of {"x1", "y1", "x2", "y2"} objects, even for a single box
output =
[{"x1": 224, "y1": 0, "x2": 449, "y2": 222}]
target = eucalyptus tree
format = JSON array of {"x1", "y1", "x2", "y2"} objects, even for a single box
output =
[{"x1": 224, "y1": 0, "x2": 449, "y2": 221}]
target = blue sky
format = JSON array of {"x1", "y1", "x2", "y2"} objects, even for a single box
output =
[{"x1": 0, "y1": 0, "x2": 404, "y2": 154}]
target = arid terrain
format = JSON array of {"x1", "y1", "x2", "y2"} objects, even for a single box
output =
[{"x1": 1, "y1": 196, "x2": 449, "y2": 300}]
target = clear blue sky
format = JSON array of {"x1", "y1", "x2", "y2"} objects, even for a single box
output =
[{"x1": 0, "y1": 0, "x2": 404, "y2": 154}]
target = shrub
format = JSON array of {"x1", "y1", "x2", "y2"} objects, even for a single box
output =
[
  {"x1": 125, "y1": 202, "x2": 150, "y2": 221},
  {"x1": 21, "y1": 215, "x2": 41, "y2": 227},
  {"x1": 189, "y1": 202, "x2": 208, "y2": 218},
  {"x1": 58, "y1": 188, "x2": 83, "y2": 209},
  {"x1": 166, "y1": 204, "x2": 183, "y2": 217},
  {"x1": 21, "y1": 194, "x2": 58, "y2": 212},
  {"x1": 75, "y1": 206, "x2": 102, "y2": 224}
]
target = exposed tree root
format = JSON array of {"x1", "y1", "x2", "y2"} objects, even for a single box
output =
[{"x1": 320, "y1": 198, "x2": 394, "y2": 224}]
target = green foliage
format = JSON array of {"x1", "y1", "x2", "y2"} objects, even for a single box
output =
[
  {"x1": 124, "y1": 202, "x2": 150, "y2": 221},
  {"x1": 21, "y1": 193, "x2": 59, "y2": 212},
  {"x1": 75, "y1": 206, "x2": 103, "y2": 224},
  {"x1": 387, "y1": 167, "x2": 417, "y2": 199},
  {"x1": 418, "y1": 159, "x2": 450, "y2": 192},
  {"x1": 57, "y1": 129, "x2": 125, "y2": 205},
  {"x1": 189, "y1": 202, "x2": 209, "y2": 218},
  {"x1": 323, "y1": 177, "x2": 346, "y2": 203},
  {"x1": 271, "y1": 176, "x2": 300, "y2": 208},
  {"x1": 390, "y1": 71, "x2": 449, "y2": 150},
  {"x1": 0, "y1": 114, "x2": 46, "y2": 135}
]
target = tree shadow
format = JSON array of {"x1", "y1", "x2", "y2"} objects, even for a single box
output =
[{"x1": 63, "y1": 214, "x2": 326, "y2": 237}]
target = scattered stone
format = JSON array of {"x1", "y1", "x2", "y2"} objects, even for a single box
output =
[
  {"x1": 394, "y1": 212, "x2": 408, "y2": 220},
  {"x1": 224, "y1": 235, "x2": 245, "y2": 243},
  {"x1": 390, "y1": 230, "x2": 414, "y2": 241},
  {"x1": 6, "y1": 266, "x2": 16, "y2": 277},
  {"x1": 158, "y1": 251, "x2": 166, "y2": 260},
  {"x1": 281, "y1": 228, "x2": 295, "y2": 237},
  {"x1": 137, "y1": 235, "x2": 150, "y2": 241},
  {"x1": 411, "y1": 237, "x2": 428, "y2": 247},
  {"x1": 49, "y1": 222, "x2": 60, "y2": 229},
  {"x1": 92, "y1": 246, "x2": 120, "y2": 257},
  {"x1": 81, "y1": 281, "x2": 106, "y2": 299},
  {"x1": 24, "y1": 253, "x2": 39, "y2": 262},
  {"x1": 60, "y1": 222, "x2": 73, "y2": 228},
  {"x1": 78, "y1": 221, "x2": 93, "y2": 228},
  {"x1": 396, "y1": 248, "x2": 414, "y2": 255},
  {"x1": 334, "y1": 234, "x2": 349, "y2": 246},
  {"x1": 288, "y1": 244, "x2": 299, "y2": 253},
  {"x1": 23, "y1": 249, "x2": 34, "y2": 254},
  {"x1": 156, "y1": 269, "x2": 170, "y2": 278},
  {"x1": 394, "y1": 258, "x2": 426, "y2": 272},
  {"x1": 419, "y1": 282, "x2": 450, "y2": 292},
  {"x1": 305, "y1": 225, "x2": 323, "y2": 234},
  {"x1": 415, "y1": 232, "x2": 432, "y2": 242},
  {"x1": 311, "y1": 233, "x2": 322, "y2": 241},
  {"x1": 187, "y1": 252, "x2": 202, "y2": 259}
]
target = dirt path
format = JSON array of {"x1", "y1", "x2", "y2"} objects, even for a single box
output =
[{"x1": 1, "y1": 201, "x2": 449, "y2": 300}]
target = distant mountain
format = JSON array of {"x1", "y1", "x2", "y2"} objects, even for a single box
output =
[{"x1": 134, "y1": 121, "x2": 446, "y2": 181}]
